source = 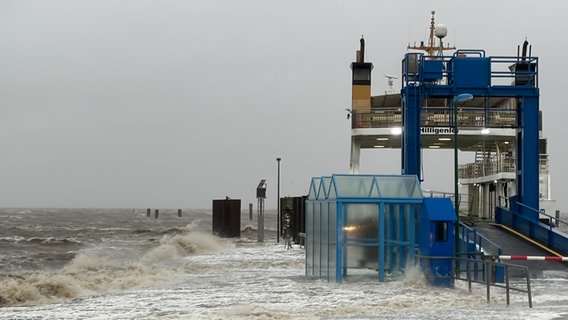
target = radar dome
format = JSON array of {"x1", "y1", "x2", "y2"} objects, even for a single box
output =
[{"x1": 435, "y1": 24, "x2": 447, "y2": 39}]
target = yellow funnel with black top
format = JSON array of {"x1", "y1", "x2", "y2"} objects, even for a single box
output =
[{"x1": 350, "y1": 38, "x2": 373, "y2": 127}]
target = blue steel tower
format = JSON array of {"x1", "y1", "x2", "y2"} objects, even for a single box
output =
[{"x1": 401, "y1": 46, "x2": 540, "y2": 222}]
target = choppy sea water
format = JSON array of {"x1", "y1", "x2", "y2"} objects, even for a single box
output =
[{"x1": 1, "y1": 208, "x2": 568, "y2": 320}]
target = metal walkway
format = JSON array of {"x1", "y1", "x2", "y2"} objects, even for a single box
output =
[{"x1": 472, "y1": 222, "x2": 568, "y2": 277}]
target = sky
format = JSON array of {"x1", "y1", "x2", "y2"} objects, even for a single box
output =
[{"x1": 0, "y1": 0, "x2": 566, "y2": 210}]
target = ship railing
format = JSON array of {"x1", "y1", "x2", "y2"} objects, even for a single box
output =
[
  {"x1": 459, "y1": 158, "x2": 516, "y2": 179},
  {"x1": 459, "y1": 155, "x2": 548, "y2": 180},
  {"x1": 351, "y1": 108, "x2": 518, "y2": 129},
  {"x1": 489, "y1": 55, "x2": 539, "y2": 87},
  {"x1": 350, "y1": 108, "x2": 401, "y2": 128},
  {"x1": 402, "y1": 52, "x2": 538, "y2": 88}
]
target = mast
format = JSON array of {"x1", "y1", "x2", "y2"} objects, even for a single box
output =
[{"x1": 407, "y1": 10, "x2": 456, "y2": 56}]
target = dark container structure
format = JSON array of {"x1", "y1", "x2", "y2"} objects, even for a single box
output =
[
  {"x1": 280, "y1": 196, "x2": 307, "y2": 244},
  {"x1": 212, "y1": 199, "x2": 241, "y2": 238}
]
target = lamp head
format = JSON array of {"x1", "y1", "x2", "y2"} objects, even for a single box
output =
[{"x1": 453, "y1": 93, "x2": 474, "y2": 103}]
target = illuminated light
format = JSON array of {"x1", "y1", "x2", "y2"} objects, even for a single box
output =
[
  {"x1": 429, "y1": 145, "x2": 441, "y2": 149},
  {"x1": 481, "y1": 128, "x2": 490, "y2": 134},
  {"x1": 438, "y1": 137, "x2": 451, "y2": 141},
  {"x1": 376, "y1": 137, "x2": 389, "y2": 141},
  {"x1": 374, "y1": 145, "x2": 385, "y2": 148},
  {"x1": 390, "y1": 127, "x2": 402, "y2": 135},
  {"x1": 343, "y1": 225, "x2": 359, "y2": 232},
  {"x1": 504, "y1": 141, "x2": 510, "y2": 144}
]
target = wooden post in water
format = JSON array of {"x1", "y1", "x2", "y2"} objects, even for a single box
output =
[
  {"x1": 249, "y1": 203, "x2": 253, "y2": 220},
  {"x1": 147, "y1": 208, "x2": 151, "y2": 218},
  {"x1": 154, "y1": 209, "x2": 159, "y2": 219},
  {"x1": 178, "y1": 209, "x2": 182, "y2": 217}
]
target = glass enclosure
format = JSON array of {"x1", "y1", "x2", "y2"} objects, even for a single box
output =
[{"x1": 306, "y1": 174, "x2": 423, "y2": 283}]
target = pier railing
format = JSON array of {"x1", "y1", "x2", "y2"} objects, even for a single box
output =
[
  {"x1": 459, "y1": 222, "x2": 503, "y2": 257},
  {"x1": 419, "y1": 255, "x2": 532, "y2": 308}
]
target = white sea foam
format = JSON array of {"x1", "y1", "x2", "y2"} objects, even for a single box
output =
[
  {"x1": 1, "y1": 208, "x2": 568, "y2": 319},
  {"x1": 141, "y1": 231, "x2": 233, "y2": 263},
  {"x1": 400, "y1": 266, "x2": 428, "y2": 287},
  {"x1": 2, "y1": 240, "x2": 568, "y2": 319},
  {"x1": 0, "y1": 230, "x2": 229, "y2": 307}
]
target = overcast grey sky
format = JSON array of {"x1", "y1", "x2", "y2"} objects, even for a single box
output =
[{"x1": 0, "y1": 1, "x2": 566, "y2": 209}]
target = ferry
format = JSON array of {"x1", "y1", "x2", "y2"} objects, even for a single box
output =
[{"x1": 347, "y1": 11, "x2": 557, "y2": 222}]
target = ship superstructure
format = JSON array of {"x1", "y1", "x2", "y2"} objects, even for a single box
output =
[{"x1": 348, "y1": 11, "x2": 555, "y2": 219}]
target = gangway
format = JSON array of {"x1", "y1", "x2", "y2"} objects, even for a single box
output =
[{"x1": 468, "y1": 221, "x2": 568, "y2": 277}]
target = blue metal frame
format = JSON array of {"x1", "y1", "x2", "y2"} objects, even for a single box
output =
[
  {"x1": 379, "y1": 202, "x2": 385, "y2": 281},
  {"x1": 402, "y1": 85, "x2": 422, "y2": 179},
  {"x1": 517, "y1": 95, "x2": 540, "y2": 221},
  {"x1": 336, "y1": 201, "x2": 343, "y2": 283},
  {"x1": 401, "y1": 51, "x2": 540, "y2": 221}
]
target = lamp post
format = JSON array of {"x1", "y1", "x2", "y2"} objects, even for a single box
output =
[
  {"x1": 276, "y1": 157, "x2": 281, "y2": 243},
  {"x1": 453, "y1": 93, "x2": 473, "y2": 255}
]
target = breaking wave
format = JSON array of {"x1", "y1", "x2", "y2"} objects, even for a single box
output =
[
  {"x1": 0, "y1": 230, "x2": 231, "y2": 307},
  {"x1": 0, "y1": 236, "x2": 83, "y2": 246},
  {"x1": 142, "y1": 231, "x2": 233, "y2": 263},
  {"x1": 401, "y1": 266, "x2": 429, "y2": 288}
]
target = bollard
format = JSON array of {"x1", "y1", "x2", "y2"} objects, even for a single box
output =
[
  {"x1": 556, "y1": 210, "x2": 560, "y2": 227},
  {"x1": 178, "y1": 209, "x2": 182, "y2": 217},
  {"x1": 147, "y1": 208, "x2": 151, "y2": 218},
  {"x1": 249, "y1": 203, "x2": 253, "y2": 221},
  {"x1": 154, "y1": 209, "x2": 159, "y2": 219}
]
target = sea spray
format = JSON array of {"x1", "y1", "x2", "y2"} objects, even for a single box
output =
[
  {"x1": 142, "y1": 230, "x2": 234, "y2": 263},
  {"x1": 0, "y1": 273, "x2": 83, "y2": 306},
  {"x1": 401, "y1": 266, "x2": 429, "y2": 288},
  {"x1": 0, "y1": 228, "x2": 229, "y2": 307}
]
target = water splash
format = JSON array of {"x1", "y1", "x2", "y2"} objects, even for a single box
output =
[{"x1": 0, "y1": 229, "x2": 230, "y2": 307}]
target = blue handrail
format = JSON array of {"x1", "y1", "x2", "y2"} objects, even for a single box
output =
[
  {"x1": 515, "y1": 201, "x2": 568, "y2": 229},
  {"x1": 460, "y1": 222, "x2": 503, "y2": 256}
]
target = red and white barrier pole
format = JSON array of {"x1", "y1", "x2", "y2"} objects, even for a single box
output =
[{"x1": 498, "y1": 255, "x2": 568, "y2": 262}]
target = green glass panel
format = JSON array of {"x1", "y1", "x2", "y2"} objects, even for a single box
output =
[{"x1": 333, "y1": 175, "x2": 375, "y2": 198}]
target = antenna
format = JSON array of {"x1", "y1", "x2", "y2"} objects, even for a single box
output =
[
  {"x1": 384, "y1": 74, "x2": 398, "y2": 94},
  {"x1": 435, "y1": 23, "x2": 447, "y2": 56},
  {"x1": 407, "y1": 10, "x2": 455, "y2": 56}
]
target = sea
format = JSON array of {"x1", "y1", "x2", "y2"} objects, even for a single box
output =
[{"x1": 1, "y1": 208, "x2": 568, "y2": 320}]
